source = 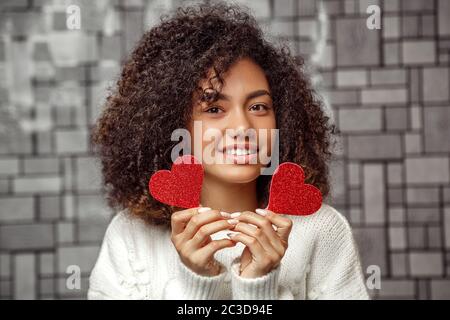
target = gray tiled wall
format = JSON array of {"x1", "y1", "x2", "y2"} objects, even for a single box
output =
[{"x1": 0, "y1": 0, "x2": 449, "y2": 299}]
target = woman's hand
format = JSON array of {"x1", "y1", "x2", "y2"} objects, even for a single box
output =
[
  {"x1": 170, "y1": 207, "x2": 236, "y2": 277},
  {"x1": 229, "y1": 209, "x2": 293, "y2": 278}
]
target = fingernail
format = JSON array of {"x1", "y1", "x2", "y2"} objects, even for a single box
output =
[
  {"x1": 220, "y1": 211, "x2": 231, "y2": 218},
  {"x1": 230, "y1": 212, "x2": 241, "y2": 218},
  {"x1": 198, "y1": 207, "x2": 211, "y2": 213},
  {"x1": 255, "y1": 208, "x2": 267, "y2": 216},
  {"x1": 227, "y1": 219, "x2": 239, "y2": 225},
  {"x1": 226, "y1": 232, "x2": 237, "y2": 238},
  {"x1": 272, "y1": 224, "x2": 278, "y2": 231}
]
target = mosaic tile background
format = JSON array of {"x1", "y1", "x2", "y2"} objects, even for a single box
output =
[{"x1": 0, "y1": 0, "x2": 449, "y2": 299}]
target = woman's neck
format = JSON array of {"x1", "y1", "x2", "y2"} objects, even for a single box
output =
[{"x1": 200, "y1": 173, "x2": 259, "y2": 213}]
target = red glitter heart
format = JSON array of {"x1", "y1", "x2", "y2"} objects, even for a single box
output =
[
  {"x1": 148, "y1": 155, "x2": 203, "y2": 208},
  {"x1": 266, "y1": 162, "x2": 322, "y2": 216}
]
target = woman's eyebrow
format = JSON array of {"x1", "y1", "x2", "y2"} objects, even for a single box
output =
[{"x1": 215, "y1": 89, "x2": 272, "y2": 102}]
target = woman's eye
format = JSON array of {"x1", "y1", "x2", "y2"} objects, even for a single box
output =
[
  {"x1": 205, "y1": 106, "x2": 223, "y2": 114},
  {"x1": 249, "y1": 104, "x2": 269, "y2": 112}
]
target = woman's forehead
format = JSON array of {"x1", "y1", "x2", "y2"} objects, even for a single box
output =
[{"x1": 198, "y1": 60, "x2": 271, "y2": 98}]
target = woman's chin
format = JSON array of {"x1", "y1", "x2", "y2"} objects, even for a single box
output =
[{"x1": 205, "y1": 164, "x2": 262, "y2": 184}]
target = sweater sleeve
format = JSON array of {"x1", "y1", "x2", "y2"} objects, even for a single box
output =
[
  {"x1": 230, "y1": 257, "x2": 294, "y2": 300},
  {"x1": 88, "y1": 212, "x2": 229, "y2": 300},
  {"x1": 163, "y1": 256, "x2": 228, "y2": 300},
  {"x1": 87, "y1": 214, "x2": 145, "y2": 300},
  {"x1": 306, "y1": 207, "x2": 370, "y2": 300}
]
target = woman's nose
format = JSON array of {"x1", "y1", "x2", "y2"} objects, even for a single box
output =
[{"x1": 227, "y1": 108, "x2": 252, "y2": 136}]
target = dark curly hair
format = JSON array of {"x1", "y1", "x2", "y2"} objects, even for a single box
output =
[{"x1": 91, "y1": 1, "x2": 336, "y2": 228}]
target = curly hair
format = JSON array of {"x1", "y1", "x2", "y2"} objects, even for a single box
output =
[{"x1": 91, "y1": 1, "x2": 336, "y2": 228}]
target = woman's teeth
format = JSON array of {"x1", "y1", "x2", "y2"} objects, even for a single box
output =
[{"x1": 225, "y1": 148, "x2": 254, "y2": 156}]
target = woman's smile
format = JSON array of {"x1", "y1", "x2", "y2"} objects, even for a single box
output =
[{"x1": 217, "y1": 142, "x2": 259, "y2": 165}]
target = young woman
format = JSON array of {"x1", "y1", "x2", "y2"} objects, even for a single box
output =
[{"x1": 88, "y1": 2, "x2": 369, "y2": 300}]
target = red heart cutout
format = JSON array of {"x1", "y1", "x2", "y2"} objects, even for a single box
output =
[
  {"x1": 149, "y1": 155, "x2": 203, "y2": 208},
  {"x1": 266, "y1": 162, "x2": 322, "y2": 216}
]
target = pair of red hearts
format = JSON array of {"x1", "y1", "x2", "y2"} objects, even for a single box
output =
[{"x1": 149, "y1": 155, "x2": 322, "y2": 216}]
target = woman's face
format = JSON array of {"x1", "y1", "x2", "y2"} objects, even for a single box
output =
[{"x1": 187, "y1": 57, "x2": 276, "y2": 184}]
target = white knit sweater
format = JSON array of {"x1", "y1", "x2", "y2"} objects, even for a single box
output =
[{"x1": 87, "y1": 204, "x2": 370, "y2": 300}]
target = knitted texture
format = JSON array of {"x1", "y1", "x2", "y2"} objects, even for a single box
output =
[{"x1": 87, "y1": 204, "x2": 370, "y2": 300}]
